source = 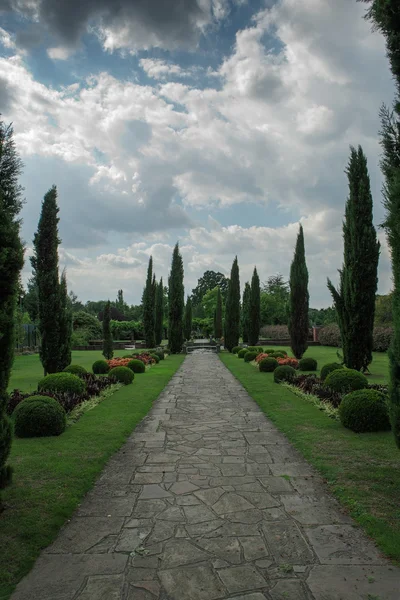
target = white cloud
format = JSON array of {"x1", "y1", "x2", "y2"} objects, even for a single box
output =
[{"x1": 47, "y1": 46, "x2": 73, "y2": 60}]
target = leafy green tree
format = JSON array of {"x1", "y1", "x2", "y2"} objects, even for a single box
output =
[
  {"x1": 327, "y1": 146, "x2": 380, "y2": 371},
  {"x1": 184, "y1": 296, "x2": 193, "y2": 341},
  {"x1": 214, "y1": 287, "x2": 223, "y2": 339},
  {"x1": 288, "y1": 225, "x2": 309, "y2": 359},
  {"x1": 24, "y1": 276, "x2": 39, "y2": 323},
  {"x1": 155, "y1": 277, "x2": 164, "y2": 345},
  {"x1": 224, "y1": 257, "x2": 240, "y2": 351},
  {"x1": 0, "y1": 121, "x2": 24, "y2": 492},
  {"x1": 58, "y1": 270, "x2": 72, "y2": 370},
  {"x1": 102, "y1": 300, "x2": 113, "y2": 360},
  {"x1": 143, "y1": 256, "x2": 156, "y2": 348},
  {"x1": 309, "y1": 306, "x2": 338, "y2": 327},
  {"x1": 375, "y1": 293, "x2": 393, "y2": 326},
  {"x1": 192, "y1": 271, "x2": 229, "y2": 307},
  {"x1": 31, "y1": 186, "x2": 61, "y2": 375},
  {"x1": 249, "y1": 267, "x2": 261, "y2": 345},
  {"x1": 168, "y1": 243, "x2": 184, "y2": 353},
  {"x1": 260, "y1": 274, "x2": 289, "y2": 325},
  {"x1": 242, "y1": 282, "x2": 251, "y2": 343}
]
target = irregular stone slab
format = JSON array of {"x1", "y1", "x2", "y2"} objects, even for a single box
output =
[
  {"x1": 46, "y1": 517, "x2": 124, "y2": 554},
  {"x1": 269, "y1": 580, "x2": 309, "y2": 600},
  {"x1": 220, "y1": 464, "x2": 246, "y2": 476},
  {"x1": 159, "y1": 565, "x2": 226, "y2": 600},
  {"x1": 161, "y1": 539, "x2": 210, "y2": 568},
  {"x1": 146, "y1": 520, "x2": 175, "y2": 544},
  {"x1": 135, "y1": 433, "x2": 166, "y2": 442},
  {"x1": 226, "y1": 509, "x2": 263, "y2": 524},
  {"x1": 269, "y1": 463, "x2": 314, "y2": 477},
  {"x1": 210, "y1": 476, "x2": 256, "y2": 487},
  {"x1": 195, "y1": 537, "x2": 242, "y2": 564},
  {"x1": 146, "y1": 452, "x2": 180, "y2": 463},
  {"x1": 194, "y1": 487, "x2": 225, "y2": 506},
  {"x1": 258, "y1": 476, "x2": 293, "y2": 494},
  {"x1": 262, "y1": 508, "x2": 289, "y2": 521},
  {"x1": 156, "y1": 506, "x2": 185, "y2": 522},
  {"x1": 246, "y1": 464, "x2": 271, "y2": 476},
  {"x1": 289, "y1": 476, "x2": 327, "y2": 495},
  {"x1": 212, "y1": 493, "x2": 255, "y2": 515},
  {"x1": 304, "y1": 525, "x2": 385, "y2": 564},
  {"x1": 170, "y1": 481, "x2": 199, "y2": 495},
  {"x1": 139, "y1": 485, "x2": 173, "y2": 500},
  {"x1": 217, "y1": 565, "x2": 268, "y2": 593},
  {"x1": 183, "y1": 504, "x2": 217, "y2": 523},
  {"x1": 238, "y1": 492, "x2": 280, "y2": 509},
  {"x1": 176, "y1": 494, "x2": 202, "y2": 506},
  {"x1": 76, "y1": 496, "x2": 135, "y2": 517},
  {"x1": 186, "y1": 519, "x2": 225, "y2": 537},
  {"x1": 206, "y1": 522, "x2": 260, "y2": 537},
  {"x1": 262, "y1": 521, "x2": 314, "y2": 565},
  {"x1": 239, "y1": 536, "x2": 269, "y2": 561},
  {"x1": 307, "y1": 565, "x2": 400, "y2": 599},
  {"x1": 132, "y1": 499, "x2": 166, "y2": 518},
  {"x1": 115, "y1": 527, "x2": 152, "y2": 552},
  {"x1": 75, "y1": 574, "x2": 124, "y2": 599},
  {"x1": 133, "y1": 472, "x2": 163, "y2": 484},
  {"x1": 225, "y1": 595, "x2": 267, "y2": 600},
  {"x1": 280, "y1": 495, "x2": 351, "y2": 525}
]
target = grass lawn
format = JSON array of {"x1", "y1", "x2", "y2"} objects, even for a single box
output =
[
  {"x1": 220, "y1": 349, "x2": 400, "y2": 565},
  {"x1": 0, "y1": 353, "x2": 185, "y2": 600}
]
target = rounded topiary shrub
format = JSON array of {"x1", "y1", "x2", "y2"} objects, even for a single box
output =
[
  {"x1": 324, "y1": 368, "x2": 368, "y2": 393},
  {"x1": 339, "y1": 389, "x2": 390, "y2": 433},
  {"x1": 232, "y1": 346, "x2": 241, "y2": 354},
  {"x1": 63, "y1": 364, "x2": 87, "y2": 377},
  {"x1": 264, "y1": 348, "x2": 275, "y2": 354},
  {"x1": 274, "y1": 365, "x2": 296, "y2": 383},
  {"x1": 269, "y1": 351, "x2": 286, "y2": 359},
  {"x1": 247, "y1": 346, "x2": 263, "y2": 354},
  {"x1": 238, "y1": 349, "x2": 247, "y2": 358},
  {"x1": 92, "y1": 360, "x2": 110, "y2": 374},
  {"x1": 259, "y1": 357, "x2": 279, "y2": 372},
  {"x1": 14, "y1": 395, "x2": 66, "y2": 438},
  {"x1": 320, "y1": 362, "x2": 342, "y2": 382},
  {"x1": 123, "y1": 354, "x2": 134, "y2": 359},
  {"x1": 127, "y1": 359, "x2": 146, "y2": 374},
  {"x1": 38, "y1": 372, "x2": 85, "y2": 395},
  {"x1": 155, "y1": 350, "x2": 165, "y2": 360},
  {"x1": 244, "y1": 351, "x2": 258, "y2": 363},
  {"x1": 151, "y1": 354, "x2": 160, "y2": 364},
  {"x1": 298, "y1": 358, "x2": 317, "y2": 371},
  {"x1": 108, "y1": 366, "x2": 135, "y2": 384}
]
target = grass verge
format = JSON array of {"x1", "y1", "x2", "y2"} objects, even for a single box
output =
[
  {"x1": 0, "y1": 354, "x2": 185, "y2": 600},
  {"x1": 220, "y1": 351, "x2": 400, "y2": 565}
]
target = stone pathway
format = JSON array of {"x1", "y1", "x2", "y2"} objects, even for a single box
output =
[{"x1": 11, "y1": 353, "x2": 400, "y2": 600}]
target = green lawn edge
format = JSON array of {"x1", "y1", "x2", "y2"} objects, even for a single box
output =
[
  {"x1": 220, "y1": 352, "x2": 400, "y2": 565},
  {"x1": 0, "y1": 354, "x2": 185, "y2": 600}
]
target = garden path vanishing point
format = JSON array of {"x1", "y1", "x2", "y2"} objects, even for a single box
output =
[{"x1": 11, "y1": 352, "x2": 400, "y2": 600}]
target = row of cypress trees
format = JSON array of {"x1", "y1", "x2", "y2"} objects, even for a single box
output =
[{"x1": 143, "y1": 257, "x2": 165, "y2": 348}]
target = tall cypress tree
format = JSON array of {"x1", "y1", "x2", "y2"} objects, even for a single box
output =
[
  {"x1": 0, "y1": 121, "x2": 24, "y2": 491},
  {"x1": 288, "y1": 225, "x2": 309, "y2": 359},
  {"x1": 362, "y1": 0, "x2": 400, "y2": 446},
  {"x1": 214, "y1": 287, "x2": 223, "y2": 339},
  {"x1": 327, "y1": 147, "x2": 380, "y2": 371},
  {"x1": 224, "y1": 257, "x2": 240, "y2": 351},
  {"x1": 168, "y1": 243, "x2": 184, "y2": 353},
  {"x1": 31, "y1": 186, "x2": 61, "y2": 375},
  {"x1": 248, "y1": 267, "x2": 261, "y2": 345},
  {"x1": 58, "y1": 270, "x2": 72, "y2": 371},
  {"x1": 155, "y1": 277, "x2": 164, "y2": 346},
  {"x1": 242, "y1": 282, "x2": 251, "y2": 343},
  {"x1": 184, "y1": 296, "x2": 193, "y2": 341},
  {"x1": 143, "y1": 256, "x2": 156, "y2": 348},
  {"x1": 102, "y1": 300, "x2": 113, "y2": 360}
]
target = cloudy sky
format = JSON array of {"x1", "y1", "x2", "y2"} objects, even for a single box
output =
[{"x1": 0, "y1": 0, "x2": 395, "y2": 307}]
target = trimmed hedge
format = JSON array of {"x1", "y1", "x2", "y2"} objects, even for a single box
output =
[
  {"x1": 150, "y1": 354, "x2": 160, "y2": 364},
  {"x1": 38, "y1": 373, "x2": 85, "y2": 395},
  {"x1": 244, "y1": 351, "x2": 258, "y2": 363},
  {"x1": 14, "y1": 396, "x2": 66, "y2": 438},
  {"x1": 232, "y1": 346, "x2": 242, "y2": 354},
  {"x1": 319, "y1": 324, "x2": 394, "y2": 352},
  {"x1": 92, "y1": 360, "x2": 110, "y2": 374},
  {"x1": 324, "y1": 368, "x2": 368, "y2": 393},
  {"x1": 238, "y1": 349, "x2": 247, "y2": 358},
  {"x1": 127, "y1": 359, "x2": 146, "y2": 374},
  {"x1": 259, "y1": 357, "x2": 278, "y2": 372},
  {"x1": 339, "y1": 389, "x2": 390, "y2": 433},
  {"x1": 320, "y1": 362, "x2": 342, "y2": 382},
  {"x1": 298, "y1": 357, "x2": 317, "y2": 371},
  {"x1": 274, "y1": 365, "x2": 296, "y2": 383},
  {"x1": 63, "y1": 364, "x2": 87, "y2": 377},
  {"x1": 247, "y1": 346, "x2": 263, "y2": 354},
  {"x1": 108, "y1": 366, "x2": 135, "y2": 384}
]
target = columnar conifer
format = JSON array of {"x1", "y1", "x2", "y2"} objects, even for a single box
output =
[
  {"x1": 58, "y1": 270, "x2": 72, "y2": 371},
  {"x1": 214, "y1": 287, "x2": 223, "y2": 339},
  {"x1": 248, "y1": 268, "x2": 261, "y2": 346},
  {"x1": 102, "y1": 300, "x2": 113, "y2": 360},
  {"x1": 242, "y1": 282, "x2": 251, "y2": 343},
  {"x1": 224, "y1": 257, "x2": 240, "y2": 351},
  {"x1": 184, "y1": 296, "x2": 193, "y2": 341},
  {"x1": 288, "y1": 225, "x2": 309, "y2": 359},
  {"x1": 168, "y1": 243, "x2": 184, "y2": 353},
  {"x1": 155, "y1": 277, "x2": 164, "y2": 346},
  {"x1": 143, "y1": 256, "x2": 156, "y2": 348}
]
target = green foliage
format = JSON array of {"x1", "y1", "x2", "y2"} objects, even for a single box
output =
[
  {"x1": 72, "y1": 311, "x2": 102, "y2": 339},
  {"x1": 38, "y1": 372, "x2": 86, "y2": 395},
  {"x1": 264, "y1": 348, "x2": 276, "y2": 354},
  {"x1": 214, "y1": 287, "x2": 223, "y2": 339},
  {"x1": 339, "y1": 389, "x2": 390, "y2": 433},
  {"x1": 249, "y1": 267, "x2": 261, "y2": 345},
  {"x1": 143, "y1": 256, "x2": 156, "y2": 348},
  {"x1": 260, "y1": 274, "x2": 289, "y2": 326},
  {"x1": 247, "y1": 346, "x2": 263, "y2": 353},
  {"x1": 0, "y1": 121, "x2": 24, "y2": 491},
  {"x1": 127, "y1": 359, "x2": 145, "y2": 373},
  {"x1": 299, "y1": 357, "x2": 318, "y2": 371},
  {"x1": 58, "y1": 270, "x2": 72, "y2": 371},
  {"x1": 324, "y1": 368, "x2": 368, "y2": 394},
  {"x1": 14, "y1": 396, "x2": 66, "y2": 438},
  {"x1": 309, "y1": 306, "x2": 337, "y2": 327},
  {"x1": 168, "y1": 243, "x2": 184, "y2": 353},
  {"x1": 320, "y1": 362, "x2": 342, "y2": 382},
  {"x1": 259, "y1": 357, "x2": 279, "y2": 372},
  {"x1": 92, "y1": 360, "x2": 110, "y2": 374},
  {"x1": 327, "y1": 146, "x2": 380, "y2": 372},
  {"x1": 63, "y1": 364, "x2": 87, "y2": 377},
  {"x1": 155, "y1": 350, "x2": 165, "y2": 360},
  {"x1": 288, "y1": 225, "x2": 309, "y2": 359},
  {"x1": 150, "y1": 353, "x2": 160, "y2": 363},
  {"x1": 318, "y1": 324, "x2": 341, "y2": 347},
  {"x1": 31, "y1": 186, "x2": 61, "y2": 374},
  {"x1": 242, "y1": 282, "x2": 251, "y2": 343},
  {"x1": 184, "y1": 296, "x2": 193, "y2": 341},
  {"x1": 244, "y1": 351, "x2": 258, "y2": 363},
  {"x1": 102, "y1": 300, "x2": 113, "y2": 360},
  {"x1": 191, "y1": 270, "x2": 229, "y2": 307},
  {"x1": 224, "y1": 256, "x2": 241, "y2": 351},
  {"x1": 274, "y1": 365, "x2": 296, "y2": 383},
  {"x1": 238, "y1": 349, "x2": 247, "y2": 358},
  {"x1": 155, "y1": 278, "x2": 164, "y2": 346},
  {"x1": 108, "y1": 366, "x2": 134, "y2": 384},
  {"x1": 269, "y1": 351, "x2": 286, "y2": 358},
  {"x1": 375, "y1": 293, "x2": 393, "y2": 325},
  {"x1": 232, "y1": 346, "x2": 241, "y2": 354}
]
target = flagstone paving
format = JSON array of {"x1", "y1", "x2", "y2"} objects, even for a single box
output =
[{"x1": 11, "y1": 353, "x2": 400, "y2": 599}]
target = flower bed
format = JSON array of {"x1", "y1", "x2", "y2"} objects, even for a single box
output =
[
  {"x1": 255, "y1": 353, "x2": 299, "y2": 369},
  {"x1": 107, "y1": 353, "x2": 156, "y2": 369}
]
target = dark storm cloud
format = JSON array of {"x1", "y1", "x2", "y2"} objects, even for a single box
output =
[{"x1": 1, "y1": 0, "x2": 215, "y2": 48}]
